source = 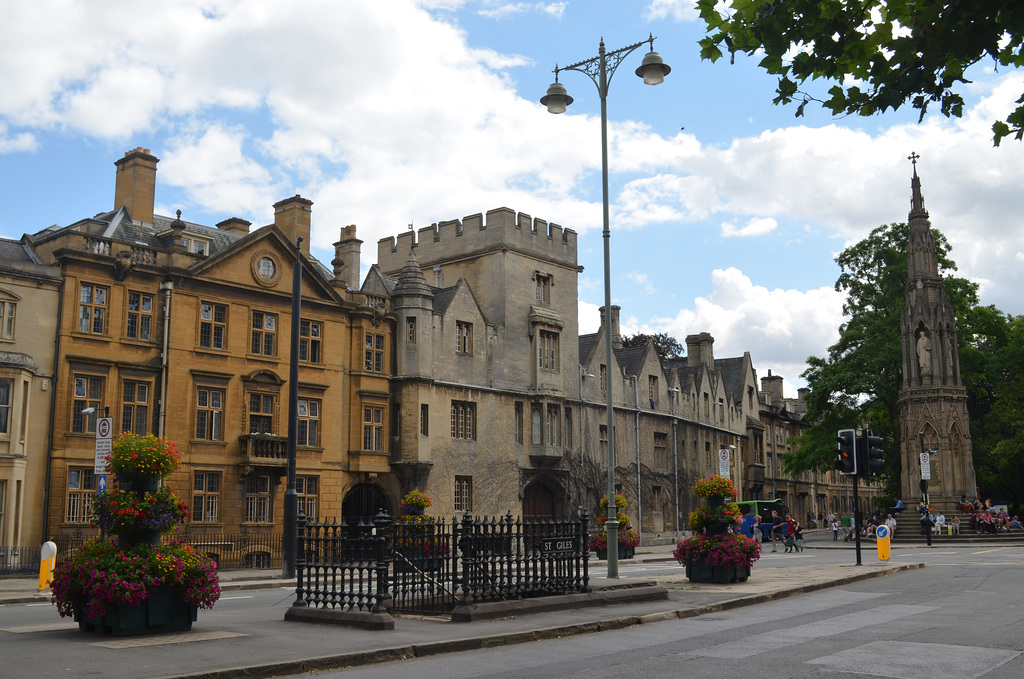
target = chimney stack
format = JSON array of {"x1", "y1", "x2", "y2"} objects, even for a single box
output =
[
  {"x1": 685, "y1": 332, "x2": 715, "y2": 369},
  {"x1": 114, "y1": 147, "x2": 159, "y2": 225},
  {"x1": 273, "y1": 194, "x2": 313, "y2": 256},
  {"x1": 332, "y1": 225, "x2": 362, "y2": 288},
  {"x1": 599, "y1": 305, "x2": 622, "y2": 349},
  {"x1": 216, "y1": 217, "x2": 251, "y2": 235}
]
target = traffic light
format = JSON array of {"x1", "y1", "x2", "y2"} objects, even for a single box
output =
[
  {"x1": 860, "y1": 429, "x2": 885, "y2": 478},
  {"x1": 835, "y1": 429, "x2": 856, "y2": 475}
]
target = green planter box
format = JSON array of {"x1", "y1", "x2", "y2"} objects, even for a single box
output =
[
  {"x1": 595, "y1": 546, "x2": 634, "y2": 560},
  {"x1": 685, "y1": 558, "x2": 751, "y2": 584},
  {"x1": 76, "y1": 586, "x2": 198, "y2": 636}
]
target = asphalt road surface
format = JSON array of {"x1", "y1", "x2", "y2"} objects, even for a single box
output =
[{"x1": 317, "y1": 560, "x2": 1023, "y2": 679}]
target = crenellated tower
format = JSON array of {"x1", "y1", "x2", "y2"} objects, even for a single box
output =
[{"x1": 898, "y1": 154, "x2": 976, "y2": 508}]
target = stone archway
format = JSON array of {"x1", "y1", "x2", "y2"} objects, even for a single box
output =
[
  {"x1": 522, "y1": 480, "x2": 561, "y2": 518},
  {"x1": 341, "y1": 483, "x2": 390, "y2": 524}
]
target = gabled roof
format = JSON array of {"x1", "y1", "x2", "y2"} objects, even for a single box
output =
[
  {"x1": 715, "y1": 356, "x2": 747, "y2": 404},
  {"x1": 613, "y1": 344, "x2": 648, "y2": 378}
]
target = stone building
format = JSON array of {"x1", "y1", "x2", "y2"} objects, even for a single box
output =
[
  {"x1": 0, "y1": 240, "x2": 61, "y2": 550},
  {"x1": 899, "y1": 161, "x2": 976, "y2": 509},
  {"x1": 374, "y1": 211, "x2": 764, "y2": 543},
  {"x1": 755, "y1": 371, "x2": 881, "y2": 522},
  {"x1": 24, "y1": 148, "x2": 398, "y2": 544}
]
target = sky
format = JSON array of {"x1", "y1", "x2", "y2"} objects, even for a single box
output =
[{"x1": 2, "y1": 0, "x2": 1023, "y2": 396}]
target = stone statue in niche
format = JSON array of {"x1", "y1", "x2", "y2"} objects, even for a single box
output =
[{"x1": 916, "y1": 326, "x2": 932, "y2": 374}]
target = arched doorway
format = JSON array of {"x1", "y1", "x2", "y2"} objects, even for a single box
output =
[
  {"x1": 523, "y1": 480, "x2": 561, "y2": 517},
  {"x1": 341, "y1": 483, "x2": 390, "y2": 525}
]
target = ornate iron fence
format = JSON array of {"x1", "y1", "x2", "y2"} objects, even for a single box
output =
[{"x1": 291, "y1": 509, "x2": 589, "y2": 616}]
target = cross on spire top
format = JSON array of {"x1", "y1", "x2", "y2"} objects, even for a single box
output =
[{"x1": 908, "y1": 151, "x2": 920, "y2": 174}]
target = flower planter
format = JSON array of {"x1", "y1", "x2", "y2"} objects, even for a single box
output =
[
  {"x1": 75, "y1": 585, "x2": 198, "y2": 636},
  {"x1": 118, "y1": 529, "x2": 162, "y2": 547},
  {"x1": 685, "y1": 557, "x2": 751, "y2": 584},
  {"x1": 121, "y1": 475, "x2": 161, "y2": 493},
  {"x1": 393, "y1": 550, "x2": 443, "y2": 574},
  {"x1": 595, "y1": 545, "x2": 630, "y2": 560}
]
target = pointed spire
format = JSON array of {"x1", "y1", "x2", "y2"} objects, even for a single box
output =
[
  {"x1": 909, "y1": 151, "x2": 927, "y2": 215},
  {"x1": 393, "y1": 248, "x2": 433, "y2": 298}
]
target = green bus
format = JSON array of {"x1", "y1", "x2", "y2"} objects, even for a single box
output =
[{"x1": 735, "y1": 499, "x2": 788, "y2": 541}]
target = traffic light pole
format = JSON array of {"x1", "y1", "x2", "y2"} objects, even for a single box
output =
[{"x1": 853, "y1": 474, "x2": 862, "y2": 566}]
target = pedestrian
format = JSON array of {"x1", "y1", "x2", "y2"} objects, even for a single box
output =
[
  {"x1": 793, "y1": 522, "x2": 804, "y2": 552},
  {"x1": 831, "y1": 518, "x2": 839, "y2": 541},
  {"x1": 770, "y1": 510, "x2": 784, "y2": 552},
  {"x1": 751, "y1": 514, "x2": 762, "y2": 541}
]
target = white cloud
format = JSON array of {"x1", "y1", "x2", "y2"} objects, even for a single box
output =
[
  {"x1": 644, "y1": 0, "x2": 698, "y2": 22},
  {"x1": 637, "y1": 268, "x2": 845, "y2": 388},
  {"x1": 0, "y1": 123, "x2": 36, "y2": 153},
  {"x1": 477, "y1": 2, "x2": 567, "y2": 19},
  {"x1": 721, "y1": 216, "x2": 777, "y2": 238}
]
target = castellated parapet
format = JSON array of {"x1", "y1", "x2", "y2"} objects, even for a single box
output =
[{"x1": 377, "y1": 207, "x2": 577, "y2": 275}]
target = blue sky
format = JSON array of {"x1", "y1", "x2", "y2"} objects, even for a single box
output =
[{"x1": 2, "y1": 0, "x2": 1023, "y2": 394}]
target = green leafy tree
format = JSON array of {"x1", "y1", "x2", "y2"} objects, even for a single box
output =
[
  {"x1": 621, "y1": 332, "x2": 684, "y2": 360},
  {"x1": 696, "y1": 0, "x2": 1024, "y2": 145},
  {"x1": 784, "y1": 223, "x2": 980, "y2": 497}
]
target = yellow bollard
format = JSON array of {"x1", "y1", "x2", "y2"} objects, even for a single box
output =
[
  {"x1": 38, "y1": 541, "x2": 57, "y2": 591},
  {"x1": 875, "y1": 525, "x2": 891, "y2": 561}
]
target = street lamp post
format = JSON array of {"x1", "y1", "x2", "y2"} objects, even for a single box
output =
[{"x1": 542, "y1": 35, "x2": 670, "y2": 578}]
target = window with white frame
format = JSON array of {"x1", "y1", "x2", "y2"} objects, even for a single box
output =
[
  {"x1": 297, "y1": 398, "x2": 320, "y2": 446},
  {"x1": 0, "y1": 300, "x2": 15, "y2": 340},
  {"x1": 195, "y1": 387, "x2": 224, "y2": 440},
  {"x1": 451, "y1": 401, "x2": 475, "y2": 440},
  {"x1": 532, "y1": 404, "x2": 542, "y2": 444},
  {"x1": 299, "y1": 320, "x2": 321, "y2": 363},
  {"x1": 545, "y1": 404, "x2": 560, "y2": 446},
  {"x1": 250, "y1": 311, "x2": 277, "y2": 356},
  {"x1": 72, "y1": 375, "x2": 103, "y2": 433},
  {"x1": 538, "y1": 330, "x2": 559, "y2": 371},
  {"x1": 535, "y1": 274, "x2": 551, "y2": 303},
  {"x1": 0, "y1": 378, "x2": 11, "y2": 434},
  {"x1": 363, "y1": 405, "x2": 384, "y2": 450},
  {"x1": 248, "y1": 393, "x2": 275, "y2": 434},
  {"x1": 199, "y1": 302, "x2": 227, "y2": 349},
  {"x1": 192, "y1": 472, "x2": 221, "y2": 522},
  {"x1": 364, "y1": 333, "x2": 385, "y2": 372},
  {"x1": 455, "y1": 476, "x2": 473, "y2": 512},
  {"x1": 121, "y1": 381, "x2": 150, "y2": 435},
  {"x1": 245, "y1": 474, "x2": 272, "y2": 523},
  {"x1": 126, "y1": 291, "x2": 153, "y2": 340},
  {"x1": 296, "y1": 476, "x2": 318, "y2": 520},
  {"x1": 66, "y1": 467, "x2": 96, "y2": 523},
  {"x1": 455, "y1": 321, "x2": 473, "y2": 354},
  {"x1": 78, "y1": 283, "x2": 108, "y2": 334}
]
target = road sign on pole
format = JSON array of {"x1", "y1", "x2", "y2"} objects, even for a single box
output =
[
  {"x1": 718, "y1": 448, "x2": 730, "y2": 478},
  {"x1": 920, "y1": 452, "x2": 931, "y2": 480},
  {"x1": 94, "y1": 416, "x2": 113, "y2": 475}
]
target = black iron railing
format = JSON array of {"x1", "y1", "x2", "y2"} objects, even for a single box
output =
[{"x1": 291, "y1": 509, "x2": 589, "y2": 616}]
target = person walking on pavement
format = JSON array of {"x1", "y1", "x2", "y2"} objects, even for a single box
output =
[
  {"x1": 832, "y1": 518, "x2": 840, "y2": 541},
  {"x1": 770, "y1": 510, "x2": 784, "y2": 552}
]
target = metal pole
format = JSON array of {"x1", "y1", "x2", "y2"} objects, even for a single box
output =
[
  {"x1": 671, "y1": 393, "x2": 678, "y2": 541},
  {"x1": 597, "y1": 41, "x2": 620, "y2": 579},
  {"x1": 282, "y1": 236, "x2": 302, "y2": 578}
]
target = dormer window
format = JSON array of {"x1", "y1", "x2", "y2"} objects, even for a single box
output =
[{"x1": 183, "y1": 237, "x2": 210, "y2": 256}]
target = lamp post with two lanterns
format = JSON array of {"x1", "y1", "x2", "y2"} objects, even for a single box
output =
[{"x1": 541, "y1": 35, "x2": 670, "y2": 578}]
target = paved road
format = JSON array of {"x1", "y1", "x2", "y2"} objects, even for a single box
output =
[{"x1": 317, "y1": 562, "x2": 1024, "y2": 679}]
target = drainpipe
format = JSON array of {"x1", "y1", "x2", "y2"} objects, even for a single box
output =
[
  {"x1": 41, "y1": 281, "x2": 64, "y2": 542},
  {"x1": 158, "y1": 281, "x2": 173, "y2": 437},
  {"x1": 632, "y1": 375, "x2": 641, "y2": 536},
  {"x1": 670, "y1": 387, "x2": 679, "y2": 540}
]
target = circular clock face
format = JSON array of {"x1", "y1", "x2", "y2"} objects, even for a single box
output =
[{"x1": 257, "y1": 256, "x2": 276, "y2": 280}]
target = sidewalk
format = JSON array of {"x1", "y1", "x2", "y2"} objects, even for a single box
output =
[{"x1": 1, "y1": 544, "x2": 922, "y2": 679}]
